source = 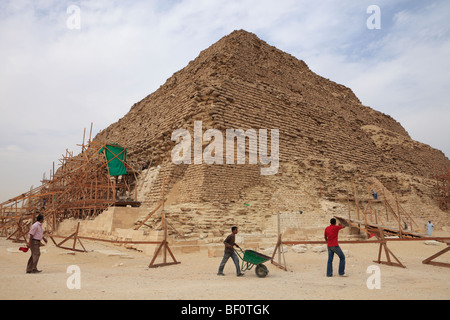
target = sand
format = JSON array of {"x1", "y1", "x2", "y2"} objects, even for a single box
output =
[{"x1": 0, "y1": 233, "x2": 449, "y2": 301}]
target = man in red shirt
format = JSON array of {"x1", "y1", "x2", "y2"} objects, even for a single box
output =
[{"x1": 324, "y1": 218, "x2": 347, "y2": 277}]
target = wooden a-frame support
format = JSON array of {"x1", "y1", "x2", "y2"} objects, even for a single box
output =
[
  {"x1": 148, "y1": 239, "x2": 180, "y2": 268},
  {"x1": 148, "y1": 177, "x2": 180, "y2": 268},
  {"x1": 49, "y1": 222, "x2": 87, "y2": 253},
  {"x1": 373, "y1": 227, "x2": 406, "y2": 268}
]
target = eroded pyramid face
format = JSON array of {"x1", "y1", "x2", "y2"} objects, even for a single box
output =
[{"x1": 94, "y1": 30, "x2": 449, "y2": 222}]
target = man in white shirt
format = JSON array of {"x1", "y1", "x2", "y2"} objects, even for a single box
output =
[
  {"x1": 26, "y1": 214, "x2": 47, "y2": 274},
  {"x1": 427, "y1": 220, "x2": 434, "y2": 236}
]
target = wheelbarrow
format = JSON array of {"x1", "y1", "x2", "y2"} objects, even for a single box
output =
[{"x1": 234, "y1": 247, "x2": 271, "y2": 278}]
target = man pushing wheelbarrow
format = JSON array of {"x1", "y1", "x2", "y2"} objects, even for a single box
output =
[
  {"x1": 217, "y1": 226, "x2": 244, "y2": 277},
  {"x1": 217, "y1": 226, "x2": 271, "y2": 278}
]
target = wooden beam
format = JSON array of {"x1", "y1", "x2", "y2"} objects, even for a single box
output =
[
  {"x1": 270, "y1": 235, "x2": 288, "y2": 271},
  {"x1": 135, "y1": 202, "x2": 162, "y2": 230},
  {"x1": 422, "y1": 243, "x2": 450, "y2": 268}
]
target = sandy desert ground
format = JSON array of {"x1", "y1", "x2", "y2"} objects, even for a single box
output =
[{"x1": 1, "y1": 232, "x2": 449, "y2": 302}]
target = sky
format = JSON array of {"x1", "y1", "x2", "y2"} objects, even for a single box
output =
[{"x1": 0, "y1": 0, "x2": 449, "y2": 202}]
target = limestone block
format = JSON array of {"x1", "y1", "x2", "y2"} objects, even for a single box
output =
[
  {"x1": 312, "y1": 245, "x2": 326, "y2": 253},
  {"x1": 172, "y1": 245, "x2": 201, "y2": 255},
  {"x1": 208, "y1": 245, "x2": 224, "y2": 258},
  {"x1": 292, "y1": 244, "x2": 308, "y2": 253}
]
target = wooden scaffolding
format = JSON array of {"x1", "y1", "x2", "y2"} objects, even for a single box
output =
[
  {"x1": 272, "y1": 176, "x2": 450, "y2": 270},
  {"x1": 328, "y1": 176, "x2": 420, "y2": 238},
  {"x1": 0, "y1": 125, "x2": 141, "y2": 242}
]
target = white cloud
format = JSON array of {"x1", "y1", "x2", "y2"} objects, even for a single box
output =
[{"x1": 0, "y1": 0, "x2": 449, "y2": 201}]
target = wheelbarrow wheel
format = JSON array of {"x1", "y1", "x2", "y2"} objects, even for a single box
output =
[{"x1": 255, "y1": 263, "x2": 269, "y2": 278}]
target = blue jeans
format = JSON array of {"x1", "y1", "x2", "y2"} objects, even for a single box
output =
[
  {"x1": 327, "y1": 246, "x2": 345, "y2": 277},
  {"x1": 218, "y1": 250, "x2": 241, "y2": 275}
]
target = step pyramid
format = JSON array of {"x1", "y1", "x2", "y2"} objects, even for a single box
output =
[{"x1": 93, "y1": 30, "x2": 450, "y2": 237}]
